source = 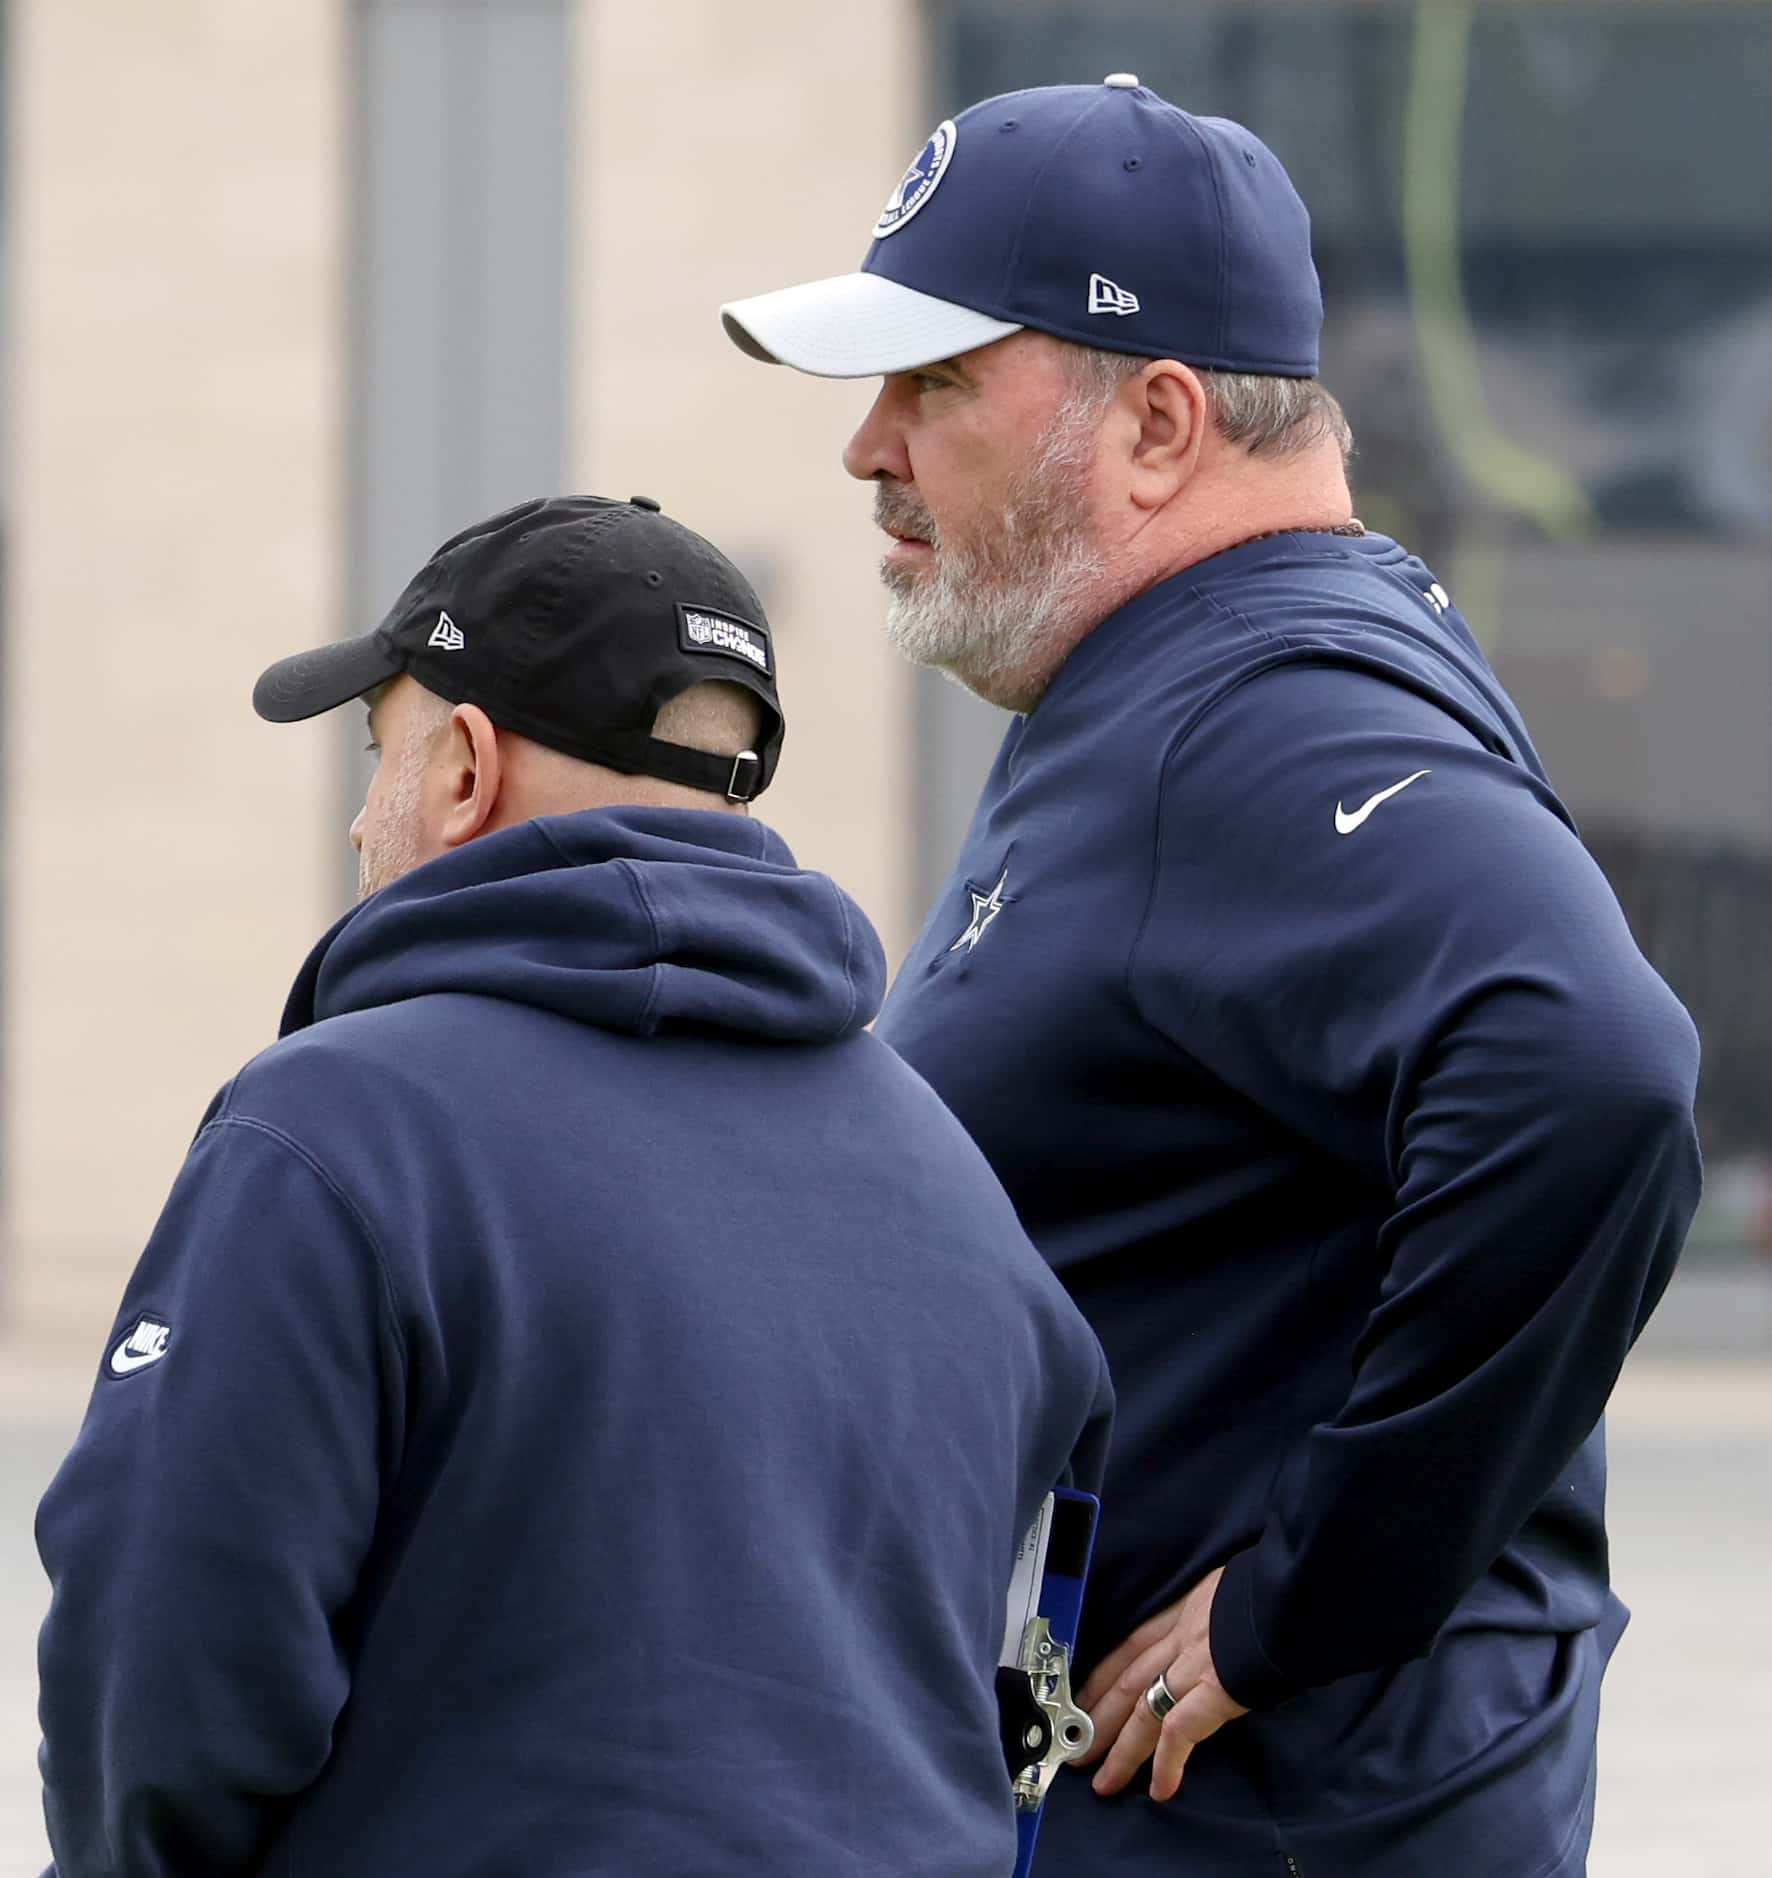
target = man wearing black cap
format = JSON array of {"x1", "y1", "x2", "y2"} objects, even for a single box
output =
[
  {"x1": 723, "y1": 80, "x2": 1701, "y2": 1878},
  {"x1": 34, "y1": 495, "x2": 1114, "y2": 1876}
]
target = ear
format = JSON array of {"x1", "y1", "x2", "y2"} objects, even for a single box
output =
[
  {"x1": 1126, "y1": 361, "x2": 1209, "y2": 511},
  {"x1": 438, "y1": 703, "x2": 504, "y2": 849}
]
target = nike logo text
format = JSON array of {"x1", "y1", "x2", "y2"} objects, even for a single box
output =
[
  {"x1": 108, "y1": 1315, "x2": 172, "y2": 1377},
  {"x1": 1334, "y1": 769, "x2": 1431, "y2": 835}
]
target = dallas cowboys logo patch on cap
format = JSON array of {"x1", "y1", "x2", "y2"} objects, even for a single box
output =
[{"x1": 873, "y1": 119, "x2": 957, "y2": 239}]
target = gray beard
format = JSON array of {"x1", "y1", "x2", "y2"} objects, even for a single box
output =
[
  {"x1": 876, "y1": 392, "x2": 1108, "y2": 712},
  {"x1": 356, "y1": 735, "x2": 427, "y2": 900}
]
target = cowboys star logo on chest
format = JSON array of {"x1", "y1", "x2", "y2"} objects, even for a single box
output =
[{"x1": 949, "y1": 866, "x2": 1012, "y2": 954}]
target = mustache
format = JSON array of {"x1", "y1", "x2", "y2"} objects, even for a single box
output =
[{"x1": 873, "y1": 481, "x2": 938, "y2": 548}]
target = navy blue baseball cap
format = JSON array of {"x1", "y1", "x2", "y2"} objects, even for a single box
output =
[{"x1": 721, "y1": 76, "x2": 1321, "y2": 379}]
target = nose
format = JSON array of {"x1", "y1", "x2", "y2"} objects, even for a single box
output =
[
  {"x1": 349, "y1": 805, "x2": 366, "y2": 853},
  {"x1": 843, "y1": 380, "x2": 912, "y2": 484}
]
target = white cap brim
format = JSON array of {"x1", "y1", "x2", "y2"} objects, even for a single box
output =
[{"x1": 720, "y1": 271, "x2": 1022, "y2": 379}]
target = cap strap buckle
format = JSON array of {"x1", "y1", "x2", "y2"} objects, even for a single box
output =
[{"x1": 726, "y1": 749, "x2": 762, "y2": 802}]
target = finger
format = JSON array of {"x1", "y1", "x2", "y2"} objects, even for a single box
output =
[
  {"x1": 1076, "y1": 1643, "x2": 1138, "y2": 1716},
  {"x1": 1114, "y1": 1634, "x2": 1188, "y2": 1702},
  {"x1": 1077, "y1": 1635, "x2": 1183, "y2": 1768},
  {"x1": 1088, "y1": 1682, "x2": 1171, "y2": 1795},
  {"x1": 1073, "y1": 1672, "x2": 1145, "y2": 1768},
  {"x1": 1090, "y1": 1696, "x2": 1160, "y2": 1797},
  {"x1": 1148, "y1": 1686, "x2": 1239, "y2": 1804},
  {"x1": 1076, "y1": 1609, "x2": 1182, "y2": 1712}
]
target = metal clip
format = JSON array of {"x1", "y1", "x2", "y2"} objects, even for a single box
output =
[
  {"x1": 1007, "y1": 1615, "x2": 1094, "y2": 1812},
  {"x1": 725, "y1": 749, "x2": 761, "y2": 801}
]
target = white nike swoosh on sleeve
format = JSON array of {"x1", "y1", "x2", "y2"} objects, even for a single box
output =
[{"x1": 1334, "y1": 768, "x2": 1431, "y2": 835}]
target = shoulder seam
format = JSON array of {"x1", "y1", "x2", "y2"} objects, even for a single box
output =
[
  {"x1": 1191, "y1": 582, "x2": 1317, "y2": 652},
  {"x1": 199, "y1": 1115, "x2": 410, "y2": 1400}
]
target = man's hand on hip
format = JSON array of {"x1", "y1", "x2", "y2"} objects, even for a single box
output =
[{"x1": 1074, "y1": 1565, "x2": 1250, "y2": 1802}]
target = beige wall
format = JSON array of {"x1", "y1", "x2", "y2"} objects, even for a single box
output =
[
  {"x1": 2, "y1": 0, "x2": 924, "y2": 1351},
  {"x1": 3, "y1": 1, "x2": 348, "y2": 1347},
  {"x1": 573, "y1": 0, "x2": 925, "y2": 957}
]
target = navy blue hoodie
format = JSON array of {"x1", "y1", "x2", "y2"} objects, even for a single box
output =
[
  {"x1": 36, "y1": 808, "x2": 1113, "y2": 1878},
  {"x1": 875, "y1": 532, "x2": 1701, "y2": 1878}
]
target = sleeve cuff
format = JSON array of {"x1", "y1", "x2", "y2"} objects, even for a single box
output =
[{"x1": 1209, "y1": 1548, "x2": 1302, "y2": 1710}]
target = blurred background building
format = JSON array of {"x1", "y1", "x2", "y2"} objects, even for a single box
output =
[
  {"x1": 0, "y1": 0, "x2": 1766, "y2": 1868},
  {"x1": 5, "y1": 0, "x2": 1770, "y2": 1342}
]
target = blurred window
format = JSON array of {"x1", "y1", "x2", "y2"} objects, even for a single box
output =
[{"x1": 346, "y1": 0, "x2": 570, "y2": 896}]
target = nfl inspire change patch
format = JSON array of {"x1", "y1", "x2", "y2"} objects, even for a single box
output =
[{"x1": 677, "y1": 604, "x2": 772, "y2": 676}]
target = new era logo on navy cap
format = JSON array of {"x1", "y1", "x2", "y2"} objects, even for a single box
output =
[
  {"x1": 1089, "y1": 274, "x2": 1140, "y2": 318},
  {"x1": 721, "y1": 75, "x2": 1322, "y2": 381}
]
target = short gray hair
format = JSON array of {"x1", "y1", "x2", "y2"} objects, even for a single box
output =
[
  {"x1": 1054, "y1": 339, "x2": 1353, "y2": 464},
  {"x1": 404, "y1": 677, "x2": 762, "y2": 762},
  {"x1": 653, "y1": 680, "x2": 764, "y2": 757}
]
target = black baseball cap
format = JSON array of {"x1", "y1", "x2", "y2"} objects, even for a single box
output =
[{"x1": 253, "y1": 494, "x2": 785, "y2": 801}]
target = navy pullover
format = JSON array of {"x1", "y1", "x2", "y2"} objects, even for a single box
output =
[
  {"x1": 37, "y1": 808, "x2": 1113, "y2": 1877},
  {"x1": 876, "y1": 532, "x2": 1701, "y2": 1878}
]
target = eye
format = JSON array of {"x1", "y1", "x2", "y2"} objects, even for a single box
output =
[
  {"x1": 364, "y1": 740, "x2": 381, "y2": 757},
  {"x1": 911, "y1": 371, "x2": 951, "y2": 395}
]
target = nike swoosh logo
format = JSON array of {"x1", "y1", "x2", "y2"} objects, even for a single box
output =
[
  {"x1": 1334, "y1": 769, "x2": 1431, "y2": 835},
  {"x1": 109, "y1": 1344, "x2": 166, "y2": 1375},
  {"x1": 109, "y1": 1322, "x2": 171, "y2": 1375}
]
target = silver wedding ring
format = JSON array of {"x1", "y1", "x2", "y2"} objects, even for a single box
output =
[{"x1": 1144, "y1": 1670, "x2": 1178, "y2": 1723}]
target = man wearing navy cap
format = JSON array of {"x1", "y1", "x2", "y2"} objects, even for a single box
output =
[
  {"x1": 34, "y1": 495, "x2": 1114, "y2": 1876},
  {"x1": 723, "y1": 79, "x2": 1701, "y2": 1877}
]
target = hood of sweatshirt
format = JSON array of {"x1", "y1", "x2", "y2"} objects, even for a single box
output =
[{"x1": 279, "y1": 806, "x2": 885, "y2": 1045}]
